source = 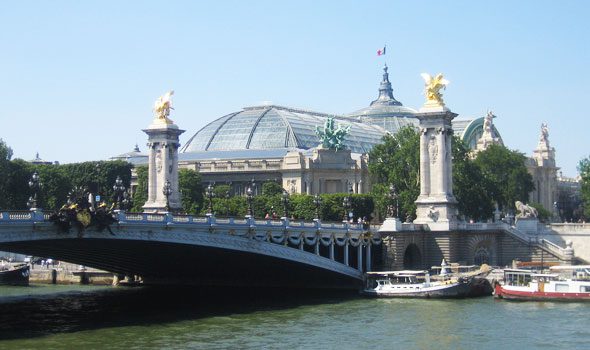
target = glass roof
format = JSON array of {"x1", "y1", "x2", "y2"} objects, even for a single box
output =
[{"x1": 181, "y1": 105, "x2": 387, "y2": 154}]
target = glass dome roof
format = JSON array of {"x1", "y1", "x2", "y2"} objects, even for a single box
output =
[{"x1": 181, "y1": 105, "x2": 387, "y2": 154}]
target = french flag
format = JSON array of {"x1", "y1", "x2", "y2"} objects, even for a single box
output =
[{"x1": 377, "y1": 46, "x2": 386, "y2": 56}]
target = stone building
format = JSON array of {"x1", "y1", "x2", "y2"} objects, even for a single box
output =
[{"x1": 168, "y1": 65, "x2": 504, "y2": 196}]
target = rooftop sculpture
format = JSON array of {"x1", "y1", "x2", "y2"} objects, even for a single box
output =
[{"x1": 315, "y1": 117, "x2": 351, "y2": 151}]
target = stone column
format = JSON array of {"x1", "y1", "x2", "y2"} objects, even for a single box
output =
[
  {"x1": 142, "y1": 119, "x2": 185, "y2": 213},
  {"x1": 413, "y1": 106, "x2": 458, "y2": 231}
]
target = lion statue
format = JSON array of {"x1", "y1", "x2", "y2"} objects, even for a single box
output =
[{"x1": 515, "y1": 201, "x2": 538, "y2": 219}]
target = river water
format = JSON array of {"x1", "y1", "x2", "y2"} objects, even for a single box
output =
[{"x1": 0, "y1": 284, "x2": 589, "y2": 350}]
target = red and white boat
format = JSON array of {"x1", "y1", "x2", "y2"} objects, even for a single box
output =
[{"x1": 494, "y1": 266, "x2": 590, "y2": 301}]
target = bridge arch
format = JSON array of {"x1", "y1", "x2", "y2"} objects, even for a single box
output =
[
  {"x1": 403, "y1": 243, "x2": 422, "y2": 269},
  {"x1": 467, "y1": 234, "x2": 497, "y2": 266}
]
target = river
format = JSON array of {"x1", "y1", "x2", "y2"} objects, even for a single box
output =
[{"x1": 0, "y1": 284, "x2": 589, "y2": 349}]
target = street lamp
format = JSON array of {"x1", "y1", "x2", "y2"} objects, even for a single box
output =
[
  {"x1": 205, "y1": 183, "x2": 215, "y2": 215},
  {"x1": 225, "y1": 190, "x2": 231, "y2": 217},
  {"x1": 343, "y1": 193, "x2": 351, "y2": 222},
  {"x1": 112, "y1": 176, "x2": 126, "y2": 210},
  {"x1": 27, "y1": 171, "x2": 41, "y2": 209},
  {"x1": 246, "y1": 186, "x2": 254, "y2": 217},
  {"x1": 281, "y1": 190, "x2": 290, "y2": 219},
  {"x1": 162, "y1": 180, "x2": 172, "y2": 212},
  {"x1": 387, "y1": 184, "x2": 399, "y2": 218},
  {"x1": 313, "y1": 194, "x2": 322, "y2": 220},
  {"x1": 95, "y1": 163, "x2": 101, "y2": 202}
]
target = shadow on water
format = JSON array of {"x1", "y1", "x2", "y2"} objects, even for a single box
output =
[{"x1": 0, "y1": 285, "x2": 359, "y2": 341}]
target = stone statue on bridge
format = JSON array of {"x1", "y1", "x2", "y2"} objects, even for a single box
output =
[{"x1": 515, "y1": 201, "x2": 538, "y2": 219}]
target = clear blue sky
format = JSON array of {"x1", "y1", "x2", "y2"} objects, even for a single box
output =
[{"x1": 1, "y1": 1, "x2": 588, "y2": 177}]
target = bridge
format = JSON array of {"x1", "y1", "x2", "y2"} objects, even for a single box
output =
[{"x1": 0, "y1": 209, "x2": 380, "y2": 289}]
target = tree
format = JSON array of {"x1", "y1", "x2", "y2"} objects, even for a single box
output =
[
  {"x1": 261, "y1": 181, "x2": 284, "y2": 196},
  {"x1": 368, "y1": 126, "x2": 420, "y2": 221},
  {"x1": 578, "y1": 156, "x2": 590, "y2": 219},
  {"x1": 131, "y1": 166, "x2": 148, "y2": 212},
  {"x1": 452, "y1": 137, "x2": 494, "y2": 221},
  {"x1": 473, "y1": 144, "x2": 534, "y2": 212},
  {"x1": 179, "y1": 168, "x2": 203, "y2": 214},
  {"x1": 0, "y1": 139, "x2": 13, "y2": 209}
]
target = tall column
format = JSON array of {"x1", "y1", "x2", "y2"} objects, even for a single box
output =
[
  {"x1": 413, "y1": 107, "x2": 458, "y2": 231},
  {"x1": 142, "y1": 104, "x2": 185, "y2": 213}
]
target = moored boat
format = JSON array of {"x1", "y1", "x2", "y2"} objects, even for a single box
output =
[
  {"x1": 494, "y1": 266, "x2": 590, "y2": 301},
  {"x1": 362, "y1": 270, "x2": 471, "y2": 298},
  {"x1": 0, "y1": 263, "x2": 30, "y2": 286}
]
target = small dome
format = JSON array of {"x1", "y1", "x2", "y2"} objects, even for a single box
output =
[{"x1": 347, "y1": 64, "x2": 418, "y2": 134}]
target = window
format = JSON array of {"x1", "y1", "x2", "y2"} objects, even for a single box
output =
[{"x1": 555, "y1": 284, "x2": 569, "y2": 292}]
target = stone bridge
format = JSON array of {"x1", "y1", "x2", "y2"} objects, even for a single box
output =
[{"x1": 0, "y1": 210, "x2": 380, "y2": 289}]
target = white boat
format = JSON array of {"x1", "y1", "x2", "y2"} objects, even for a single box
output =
[
  {"x1": 494, "y1": 266, "x2": 590, "y2": 301},
  {"x1": 361, "y1": 270, "x2": 471, "y2": 298}
]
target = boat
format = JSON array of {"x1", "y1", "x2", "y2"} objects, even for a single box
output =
[
  {"x1": 0, "y1": 262, "x2": 30, "y2": 286},
  {"x1": 361, "y1": 270, "x2": 471, "y2": 298},
  {"x1": 494, "y1": 266, "x2": 590, "y2": 301},
  {"x1": 430, "y1": 261, "x2": 494, "y2": 297}
]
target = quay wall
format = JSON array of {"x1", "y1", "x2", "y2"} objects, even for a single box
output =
[
  {"x1": 29, "y1": 263, "x2": 114, "y2": 285},
  {"x1": 542, "y1": 223, "x2": 590, "y2": 263}
]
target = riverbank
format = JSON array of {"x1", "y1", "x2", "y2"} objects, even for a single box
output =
[{"x1": 29, "y1": 262, "x2": 114, "y2": 285}]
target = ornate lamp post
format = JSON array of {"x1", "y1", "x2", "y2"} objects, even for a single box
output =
[
  {"x1": 112, "y1": 176, "x2": 126, "y2": 210},
  {"x1": 281, "y1": 190, "x2": 290, "y2": 219},
  {"x1": 27, "y1": 171, "x2": 41, "y2": 209},
  {"x1": 95, "y1": 163, "x2": 101, "y2": 202},
  {"x1": 162, "y1": 180, "x2": 172, "y2": 212},
  {"x1": 225, "y1": 190, "x2": 231, "y2": 217},
  {"x1": 387, "y1": 184, "x2": 399, "y2": 218},
  {"x1": 343, "y1": 193, "x2": 351, "y2": 222},
  {"x1": 313, "y1": 194, "x2": 322, "y2": 220},
  {"x1": 205, "y1": 183, "x2": 215, "y2": 215},
  {"x1": 246, "y1": 186, "x2": 254, "y2": 217}
]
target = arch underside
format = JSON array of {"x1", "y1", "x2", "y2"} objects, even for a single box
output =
[{"x1": 0, "y1": 238, "x2": 362, "y2": 289}]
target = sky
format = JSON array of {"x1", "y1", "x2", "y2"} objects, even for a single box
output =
[{"x1": 1, "y1": 1, "x2": 588, "y2": 177}]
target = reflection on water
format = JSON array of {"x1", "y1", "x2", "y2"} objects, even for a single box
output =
[{"x1": 1, "y1": 284, "x2": 590, "y2": 349}]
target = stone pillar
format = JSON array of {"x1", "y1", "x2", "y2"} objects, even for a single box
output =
[
  {"x1": 344, "y1": 242, "x2": 349, "y2": 266},
  {"x1": 413, "y1": 106, "x2": 458, "y2": 231},
  {"x1": 142, "y1": 118, "x2": 185, "y2": 213},
  {"x1": 357, "y1": 244, "x2": 363, "y2": 272}
]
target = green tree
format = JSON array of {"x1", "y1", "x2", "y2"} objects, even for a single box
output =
[
  {"x1": 131, "y1": 166, "x2": 148, "y2": 212},
  {"x1": 578, "y1": 156, "x2": 590, "y2": 219},
  {"x1": 473, "y1": 144, "x2": 535, "y2": 212},
  {"x1": 0, "y1": 139, "x2": 14, "y2": 209},
  {"x1": 179, "y1": 168, "x2": 203, "y2": 214},
  {"x1": 261, "y1": 181, "x2": 284, "y2": 196},
  {"x1": 452, "y1": 137, "x2": 494, "y2": 221},
  {"x1": 368, "y1": 126, "x2": 420, "y2": 221}
]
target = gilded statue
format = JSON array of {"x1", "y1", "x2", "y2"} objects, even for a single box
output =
[
  {"x1": 153, "y1": 90, "x2": 175, "y2": 124},
  {"x1": 420, "y1": 73, "x2": 449, "y2": 107}
]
